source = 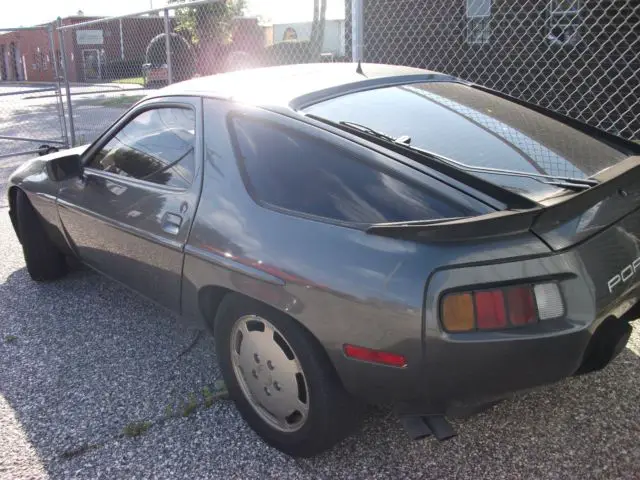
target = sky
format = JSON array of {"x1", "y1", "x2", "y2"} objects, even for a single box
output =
[{"x1": 0, "y1": 0, "x2": 346, "y2": 29}]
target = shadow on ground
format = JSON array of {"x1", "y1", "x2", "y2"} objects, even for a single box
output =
[{"x1": 0, "y1": 265, "x2": 223, "y2": 477}]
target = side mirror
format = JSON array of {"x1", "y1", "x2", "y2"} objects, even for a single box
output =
[{"x1": 46, "y1": 154, "x2": 83, "y2": 182}]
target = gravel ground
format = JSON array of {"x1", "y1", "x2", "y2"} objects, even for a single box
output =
[{"x1": 1, "y1": 191, "x2": 640, "y2": 479}]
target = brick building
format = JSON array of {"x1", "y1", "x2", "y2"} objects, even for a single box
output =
[
  {"x1": 347, "y1": 0, "x2": 639, "y2": 139},
  {"x1": 0, "y1": 15, "x2": 170, "y2": 83},
  {"x1": 0, "y1": 26, "x2": 53, "y2": 82}
]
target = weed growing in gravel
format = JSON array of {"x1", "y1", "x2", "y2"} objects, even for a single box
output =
[
  {"x1": 183, "y1": 393, "x2": 198, "y2": 417},
  {"x1": 4, "y1": 335, "x2": 17, "y2": 343},
  {"x1": 165, "y1": 382, "x2": 229, "y2": 420},
  {"x1": 123, "y1": 420, "x2": 151, "y2": 438},
  {"x1": 61, "y1": 443, "x2": 102, "y2": 459},
  {"x1": 214, "y1": 379, "x2": 228, "y2": 398},
  {"x1": 203, "y1": 381, "x2": 229, "y2": 409},
  {"x1": 203, "y1": 386, "x2": 214, "y2": 408}
]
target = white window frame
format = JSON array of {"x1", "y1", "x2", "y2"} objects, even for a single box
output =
[
  {"x1": 547, "y1": 0, "x2": 582, "y2": 46},
  {"x1": 466, "y1": 0, "x2": 492, "y2": 45}
]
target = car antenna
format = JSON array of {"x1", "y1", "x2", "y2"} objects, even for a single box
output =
[{"x1": 356, "y1": 60, "x2": 364, "y2": 75}]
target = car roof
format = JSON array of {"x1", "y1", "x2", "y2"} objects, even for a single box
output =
[{"x1": 151, "y1": 63, "x2": 456, "y2": 110}]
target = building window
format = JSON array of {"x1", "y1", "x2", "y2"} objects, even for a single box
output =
[
  {"x1": 466, "y1": 0, "x2": 491, "y2": 45},
  {"x1": 31, "y1": 48, "x2": 47, "y2": 71},
  {"x1": 547, "y1": 0, "x2": 582, "y2": 46}
]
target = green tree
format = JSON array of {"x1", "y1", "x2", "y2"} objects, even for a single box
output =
[{"x1": 168, "y1": 0, "x2": 246, "y2": 45}]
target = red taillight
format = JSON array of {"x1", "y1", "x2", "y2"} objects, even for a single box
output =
[
  {"x1": 441, "y1": 285, "x2": 540, "y2": 332},
  {"x1": 505, "y1": 287, "x2": 536, "y2": 325},
  {"x1": 343, "y1": 344, "x2": 407, "y2": 367},
  {"x1": 474, "y1": 290, "x2": 507, "y2": 329}
]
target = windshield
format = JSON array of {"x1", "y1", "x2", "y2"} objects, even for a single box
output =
[{"x1": 303, "y1": 82, "x2": 628, "y2": 200}]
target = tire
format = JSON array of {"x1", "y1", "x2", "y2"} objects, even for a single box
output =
[
  {"x1": 15, "y1": 189, "x2": 67, "y2": 281},
  {"x1": 214, "y1": 293, "x2": 361, "y2": 457}
]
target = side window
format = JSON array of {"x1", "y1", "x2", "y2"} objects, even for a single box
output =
[
  {"x1": 88, "y1": 107, "x2": 196, "y2": 189},
  {"x1": 230, "y1": 116, "x2": 467, "y2": 224}
]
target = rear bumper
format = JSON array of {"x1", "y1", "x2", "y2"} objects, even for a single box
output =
[
  {"x1": 418, "y1": 328, "x2": 590, "y2": 413},
  {"x1": 340, "y1": 249, "x2": 640, "y2": 414},
  {"x1": 346, "y1": 310, "x2": 635, "y2": 415},
  {"x1": 344, "y1": 327, "x2": 589, "y2": 414}
]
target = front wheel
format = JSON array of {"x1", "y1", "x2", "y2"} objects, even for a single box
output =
[
  {"x1": 15, "y1": 189, "x2": 67, "y2": 281},
  {"x1": 214, "y1": 294, "x2": 361, "y2": 457}
]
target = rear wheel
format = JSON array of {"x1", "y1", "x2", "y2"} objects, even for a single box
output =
[
  {"x1": 214, "y1": 294, "x2": 361, "y2": 457},
  {"x1": 15, "y1": 189, "x2": 67, "y2": 281}
]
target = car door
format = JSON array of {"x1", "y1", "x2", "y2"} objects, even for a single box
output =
[{"x1": 56, "y1": 96, "x2": 203, "y2": 312}]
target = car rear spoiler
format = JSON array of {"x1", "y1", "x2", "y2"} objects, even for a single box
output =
[{"x1": 367, "y1": 155, "x2": 640, "y2": 243}]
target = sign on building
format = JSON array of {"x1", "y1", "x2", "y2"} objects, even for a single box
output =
[
  {"x1": 76, "y1": 30, "x2": 104, "y2": 45},
  {"x1": 283, "y1": 27, "x2": 298, "y2": 41}
]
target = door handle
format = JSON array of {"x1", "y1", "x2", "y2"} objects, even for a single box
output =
[{"x1": 161, "y1": 212, "x2": 183, "y2": 235}]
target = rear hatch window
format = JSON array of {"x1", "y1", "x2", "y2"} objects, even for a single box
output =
[{"x1": 303, "y1": 82, "x2": 629, "y2": 202}]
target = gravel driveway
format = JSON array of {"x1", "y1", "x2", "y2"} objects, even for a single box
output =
[{"x1": 0, "y1": 174, "x2": 639, "y2": 479}]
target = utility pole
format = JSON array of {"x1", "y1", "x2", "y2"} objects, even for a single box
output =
[{"x1": 351, "y1": 0, "x2": 363, "y2": 62}]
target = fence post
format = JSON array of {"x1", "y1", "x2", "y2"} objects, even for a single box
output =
[
  {"x1": 351, "y1": 0, "x2": 364, "y2": 62},
  {"x1": 56, "y1": 17, "x2": 76, "y2": 147},
  {"x1": 119, "y1": 18, "x2": 125, "y2": 60},
  {"x1": 164, "y1": 8, "x2": 173, "y2": 85},
  {"x1": 48, "y1": 22, "x2": 68, "y2": 147}
]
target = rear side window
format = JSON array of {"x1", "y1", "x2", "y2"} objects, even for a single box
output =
[{"x1": 230, "y1": 116, "x2": 467, "y2": 224}]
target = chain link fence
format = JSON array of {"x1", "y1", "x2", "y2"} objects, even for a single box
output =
[
  {"x1": 351, "y1": 0, "x2": 639, "y2": 141},
  {"x1": 1, "y1": 0, "x2": 638, "y2": 154},
  {"x1": 53, "y1": 0, "x2": 347, "y2": 146},
  {"x1": 0, "y1": 25, "x2": 68, "y2": 162}
]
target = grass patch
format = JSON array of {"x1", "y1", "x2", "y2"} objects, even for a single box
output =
[
  {"x1": 203, "y1": 386, "x2": 214, "y2": 408},
  {"x1": 111, "y1": 77, "x2": 144, "y2": 86},
  {"x1": 203, "y1": 381, "x2": 229, "y2": 408},
  {"x1": 182, "y1": 393, "x2": 198, "y2": 417},
  {"x1": 214, "y1": 379, "x2": 229, "y2": 399},
  {"x1": 4, "y1": 335, "x2": 17, "y2": 344},
  {"x1": 77, "y1": 94, "x2": 145, "y2": 108},
  {"x1": 205, "y1": 380, "x2": 229, "y2": 408},
  {"x1": 123, "y1": 420, "x2": 151, "y2": 438},
  {"x1": 96, "y1": 94, "x2": 145, "y2": 107},
  {"x1": 165, "y1": 381, "x2": 229, "y2": 420}
]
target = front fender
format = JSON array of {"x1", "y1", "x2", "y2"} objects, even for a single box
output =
[{"x1": 8, "y1": 146, "x2": 88, "y2": 255}]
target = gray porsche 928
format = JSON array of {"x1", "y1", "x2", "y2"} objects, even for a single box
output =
[{"x1": 8, "y1": 63, "x2": 640, "y2": 457}]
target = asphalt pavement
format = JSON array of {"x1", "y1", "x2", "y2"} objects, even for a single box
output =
[{"x1": 0, "y1": 95, "x2": 640, "y2": 479}]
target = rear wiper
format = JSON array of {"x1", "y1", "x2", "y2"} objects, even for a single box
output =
[
  {"x1": 407, "y1": 144, "x2": 598, "y2": 191},
  {"x1": 330, "y1": 118, "x2": 597, "y2": 191},
  {"x1": 338, "y1": 121, "x2": 412, "y2": 144}
]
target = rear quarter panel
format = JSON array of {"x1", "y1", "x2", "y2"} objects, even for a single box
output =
[{"x1": 182, "y1": 99, "x2": 551, "y2": 402}]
